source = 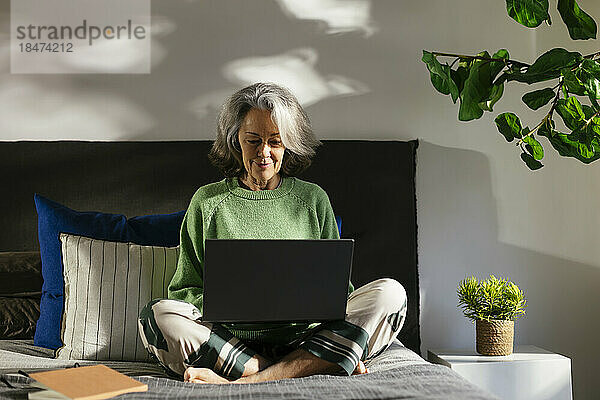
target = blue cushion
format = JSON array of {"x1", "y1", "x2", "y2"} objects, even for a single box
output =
[{"x1": 33, "y1": 194, "x2": 185, "y2": 350}]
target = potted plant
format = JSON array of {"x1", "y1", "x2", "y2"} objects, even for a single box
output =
[{"x1": 457, "y1": 275, "x2": 526, "y2": 355}]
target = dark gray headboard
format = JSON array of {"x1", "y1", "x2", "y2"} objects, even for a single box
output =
[{"x1": 0, "y1": 140, "x2": 420, "y2": 353}]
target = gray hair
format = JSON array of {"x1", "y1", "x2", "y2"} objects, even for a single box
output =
[{"x1": 208, "y1": 82, "x2": 321, "y2": 177}]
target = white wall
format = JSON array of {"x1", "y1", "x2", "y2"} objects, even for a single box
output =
[{"x1": 1, "y1": 0, "x2": 599, "y2": 397}]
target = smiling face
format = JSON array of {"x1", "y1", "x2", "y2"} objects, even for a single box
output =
[{"x1": 238, "y1": 108, "x2": 285, "y2": 190}]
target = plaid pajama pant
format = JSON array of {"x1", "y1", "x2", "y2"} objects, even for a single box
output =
[{"x1": 138, "y1": 278, "x2": 407, "y2": 379}]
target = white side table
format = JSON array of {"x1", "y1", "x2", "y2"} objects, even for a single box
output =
[{"x1": 427, "y1": 345, "x2": 572, "y2": 400}]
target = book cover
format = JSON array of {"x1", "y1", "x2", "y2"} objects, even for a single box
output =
[{"x1": 28, "y1": 364, "x2": 148, "y2": 400}]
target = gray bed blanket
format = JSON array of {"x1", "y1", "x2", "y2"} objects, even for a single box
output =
[{"x1": 0, "y1": 340, "x2": 498, "y2": 399}]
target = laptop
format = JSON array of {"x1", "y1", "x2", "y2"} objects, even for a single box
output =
[{"x1": 202, "y1": 239, "x2": 354, "y2": 323}]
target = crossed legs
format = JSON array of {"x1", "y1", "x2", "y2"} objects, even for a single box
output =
[
  {"x1": 139, "y1": 278, "x2": 406, "y2": 384},
  {"x1": 184, "y1": 347, "x2": 369, "y2": 384}
]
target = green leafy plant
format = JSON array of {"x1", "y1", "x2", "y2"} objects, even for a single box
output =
[
  {"x1": 423, "y1": 0, "x2": 600, "y2": 170},
  {"x1": 457, "y1": 275, "x2": 527, "y2": 322}
]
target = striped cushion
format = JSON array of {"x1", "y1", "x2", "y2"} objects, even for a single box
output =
[{"x1": 56, "y1": 233, "x2": 179, "y2": 361}]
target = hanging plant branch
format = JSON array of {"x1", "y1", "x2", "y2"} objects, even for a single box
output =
[
  {"x1": 516, "y1": 78, "x2": 563, "y2": 144},
  {"x1": 430, "y1": 51, "x2": 530, "y2": 68},
  {"x1": 422, "y1": 0, "x2": 600, "y2": 170}
]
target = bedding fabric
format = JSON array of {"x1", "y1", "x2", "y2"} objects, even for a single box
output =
[
  {"x1": 0, "y1": 340, "x2": 498, "y2": 399},
  {"x1": 0, "y1": 252, "x2": 42, "y2": 340},
  {"x1": 0, "y1": 252, "x2": 42, "y2": 297},
  {"x1": 0, "y1": 298, "x2": 39, "y2": 339},
  {"x1": 33, "y1": 194, "x2": 184, "y2": 350},
  {"x1": 57, "y1": 234, "x2": 179, "y2": 361}
]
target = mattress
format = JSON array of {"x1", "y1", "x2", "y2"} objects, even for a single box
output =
[{"x1": 0, "y1": 340, "x2": 498, "y2": 399}]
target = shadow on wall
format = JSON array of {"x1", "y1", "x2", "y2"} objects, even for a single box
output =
[
  {"x1": 189, "y1": 0, "x2": 375, "y2": 117},
  {"x1": 274, "y1": 0, "x2": 377, "y2": 36},
  {"x1": 417, "y1": 141, "x2": 600, "y2": 400},
  {"x1": 0, "y1": 0, "x2": 373, "y2": 141},
  {"x1": 190, "y1": 47, "x2": 369, "y2": 120},
  {"x1": 0, "y1": 5, "x2": 163, "y2": 140}
]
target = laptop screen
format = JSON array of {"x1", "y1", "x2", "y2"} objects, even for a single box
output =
[{"x1": 202, "y1": 239, "x2": 354, "y2": 323}]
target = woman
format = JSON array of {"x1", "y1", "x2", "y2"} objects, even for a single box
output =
[{"x1": 138, "y1": 82, "x2": 407, "y2": 384}]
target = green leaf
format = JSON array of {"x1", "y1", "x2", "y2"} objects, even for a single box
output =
[
  {"x1": 557, "y1": 0, "x2": 597, "y2": 40},
  {"x1": 538, "y1": 117, "x2": 556, "y2": 137},
  {"x1": 583, "y1": 104, "x2": 600, "y2": 131},
  {"x1": 506, "y1": 0, "x2": 550, "y2": 28},
  {"x1": 520, "y1": 152, "x2": 544, "y2": 169},
  {"x1": 507, "y1": 48, "x2": 583, "y2": 84},
  {"x1": 523, "y1": 135, "x2": 545, "y2": 159},
  {"x1": 556, "y1": 96, "x2": 586, "y2": 130},
  {"x1": 580, "y1": 59, "x2": 600, "y2": 77},
  {"x1": 582, "y1": 104, "x2": 596, "y2": 119},
  {"x1": 522, "y1": 88, "x2": 555, "y2": 110},
  {"x1": 458, "y1": 51, "x2": 510, "y2": 121},
  {"x1": 544, "y1": 131, "x2": 600, "y2": 163},
  {"x1": 430, "y1": 68, "x2": 451, "y2": 95},
  {"x1": 490, "y1": 49, "x2": 510, "y2": 78},
  {"x1": 494, "y1": 72, "x2": 510, "y2": 86},
  {"x1": 561, "y1": 67, "x2": 586, "y2": 95},
  {"x1": 579, "y1": 59, "x2": 600, "y2": 100},
  {"x1": 423, "y1": 51, "x2": 460, "y2": 103},
  {"x1": 590, "y1": 120, "x2": 600, "y2": 136},
  {"x1": 450, "y1": 66, "x2": 469, "y2": 93},
  {"x1": 505, "y1": 70, "x2": 556, "y2": 84},
  {"x1": 459, "y1": 87, "x2": 484, "y2": 121},
  {"x1": 495, "y1": 112, "x2": 522, "y2": 142},
  {"x1": 459, "y1": 53, "x2": 490, "y2": 121},
  {"x1": 528, "y1": 48, "x2": 583, "y2": 75},
  {"x1": 480, "y1": 84, "x2": 504, "y2": 112},
  {"x1": 581, "y1": 73, "x2": 600, "y2": 99},
  {"x1": 476, "y1": 50, "x2": 509, "y2": 112},
  {"x1": 578, "y1": 140, "x2": 595, "y2": 158},
  {"x1": 568, "y1": 128, "x2": 582, "y2": 141}
]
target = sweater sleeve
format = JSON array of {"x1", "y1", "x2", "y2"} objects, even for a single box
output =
[
  {"x1": 317, "y1": 188, "x2": 355, "y2": 296},
  {"x1": 168, "y1": 197, "x2": 205, "y2": 312}
]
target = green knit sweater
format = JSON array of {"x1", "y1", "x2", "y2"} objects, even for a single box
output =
[{"x1": 168, "y1": 176, "x2": 354, "y2": 344}]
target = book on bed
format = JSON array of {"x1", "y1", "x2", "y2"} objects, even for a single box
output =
[{"x1": 27, "y1": 364, "x2": 147, "y2": 400}]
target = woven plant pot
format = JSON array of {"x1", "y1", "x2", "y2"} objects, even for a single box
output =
[{"x1": 476, "y1": 319, "x2": 514, "y2": 355}]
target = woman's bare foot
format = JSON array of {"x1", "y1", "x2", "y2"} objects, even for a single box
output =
[
  {"x1": 352, "y1": 360, "x2": 368, "y2": 375},
  {"x1": 184, "y1": 367, "x2": 231, "y2": 384},
  {"x1": 183, "y1": 355, "x2": 369, "y2": 384},
  {"x1": 185, "y1": 353, "x2": 272, "y2": 384}
]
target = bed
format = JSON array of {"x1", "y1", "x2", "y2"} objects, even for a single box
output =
[
  {"x1": 0, "y1": 339, "x2": 496, "y2": 399},
  {"x1": 0, "y1": 140, "x2": 499, "y2": 399}
]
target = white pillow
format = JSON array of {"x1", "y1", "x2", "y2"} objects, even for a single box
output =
[{"x1": 57, "y1": 233, "x2": 179, "y2": 361}]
